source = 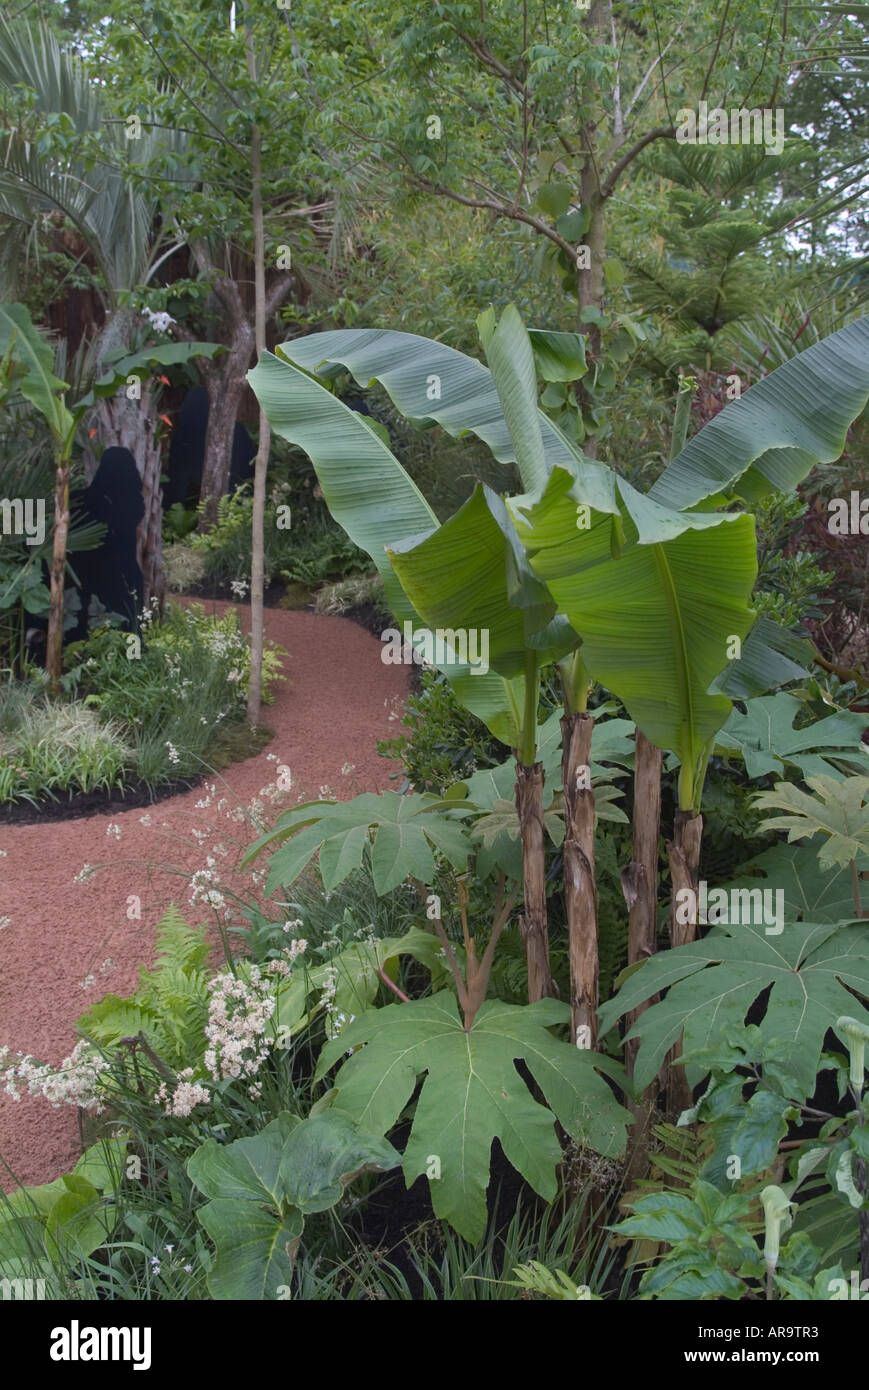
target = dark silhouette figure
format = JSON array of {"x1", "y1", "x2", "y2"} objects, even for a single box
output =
[
  {"x1": 67, "y1": 446, "x2": 145, "y2": 641},
  {"x1": 163, "y1": 387, "x2": 256, "y2": 510}
]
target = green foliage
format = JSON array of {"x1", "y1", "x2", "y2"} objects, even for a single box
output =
[
  {"x1": 0, "y1": 679, "x2": 131, "y2": 804},
  {"x1": 612, "y1": 1176, "x2": 838, "y2": 1300},
  {"x1": 63, "y1": 600, "x2": 284, "y2": 785},
  {"x1": 717, "y1": 693, "x2": 868, "y2": 781},
  {"x1": 723, "y1": 839, "x2": 869, "y2": 924},
  {"x1": 0, "y1": 1136, "x2": 126, "y2": 1292},
  {"x1": 77, "y1": 906, "x2": 211, "y2": 1072},
  {"x1": 754, "y1": 774, "x2": 869, "y2": 872},
  {"x1": 187, "y1": 487, "x2": 366, "y2": 592},
  {"x1": 601, "y1": 918, "x2": 869, "y2": 1096},
  {"x1": 506, "y1": 1260, "x2": 600, "y2": 1300},
  {"x1": 245, "y1": 790, "x2": 473, "y2": 898},
  {"x1": 377, "y1": 668, "x2": 505, "y2": 795},
  {"x1": 187, "y1": 1111, "x2": 400, "y2": 1299},
  {"x1": 315, "y1": 992, "x2": 630, "y2": 1244}
]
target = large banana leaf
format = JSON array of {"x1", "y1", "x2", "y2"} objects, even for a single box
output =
[
  {"x1": 267, "y1": 325, "x2": 602, "y2": 492},
  {"x1": 248, "y1": 350, "x2": 527, "y2": 744},
  {"x1": 514, "y1": 465, "x2": 758, "y2": 808},
  {"x1": 0, "y1": 303, "x2": 72, "y2": 443},
  {"x1": 388, "y1": 483, "x2": 578, "y2": 679},
  {"x1": 650, "y1": 317, "x2": 869, "y2": 510}
]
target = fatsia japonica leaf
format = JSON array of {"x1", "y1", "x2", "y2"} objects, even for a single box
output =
[
  {"x1": 722, "y1": 839, "x2": 869, "y2": 925},
  {"x1": 599, "y1": 919, "x2": 869, "y2": 1096},
  {"x1": 753, "y1": 775, "x2": 869, "y2": 870},
  {"x1": 717, "y1": 693, "x2": 868, "y2": 781},
  {"x1": 649, "y1": 317, "x2": 869, "y2": 510},
  {"x1": 315, "y1": 993, "x2": 630, "y2": 1244},
  {"x1": 242, "y1": 791, "x2": 472, "y2": 897}
]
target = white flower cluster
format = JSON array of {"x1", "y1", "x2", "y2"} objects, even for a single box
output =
[
  {"x1": 230, "y1": 579, "x2": 250, "y2": 600},
  {"x1": 203, "y1": 966, "x2": 276, "y2": 1081},
  {"x1": 0, "y1": 1040, "x2": 109, "y2": 1112},
  {"x1": 154, "y1": 1068, "x2": 211, "y2": 1117},
  {"x1": 141, "y1": 306, "x2": 176, "y2": 334}
]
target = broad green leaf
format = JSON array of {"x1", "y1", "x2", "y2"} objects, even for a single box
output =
[
  {"x1": 315, "y1": 992, "x2": 630, "y2": 1244},
  {"x1": 709, "y1": 616, "x2": 814, "y2": 699},
  {"x1": 44, "y1": 1178, "x2": 113, "y2": 1262},
  {"x1": 196, "y1": 1199, "x2": 302, "y2": 1300},
  {"x1": 387, "y1": 483, "x2": 576, "y2": 685},
  {"x1": 249, "y1": 349, "x2": 437, "y2": 620},
  {"x1": 754, "y1": 775, "x2": 869, "y2": 870},
  {"x1": 187, "y1": 1112, "x2": 300, "y2": 1207},
  {"x1": 263, "y1": 326, "x2": 596, "y2": 484},
  {"x1": 190, "y1": 1111, "x2": 400, "y2": 1299},
  {"x1": 477, "y1": 305, "x2": 548, "y2": 492},
  {"x1": 248, "y1": 790, "x2": 472, "y2": 898},
  {"x1": 514, "y1": 464, "x2": 757, "y2": 806},
  {"x1": 248, "y1": 349, "x2": 527, "y2": 743},
  {"x1": 717, "y1": 693, "x2": 868, "y2": 780},
  {"x1": 0, "y1": 302, "x2": 72, "y2": 442},
  {"x1": 73, "y1": 341, "x2": 224, "y2": 411},
  {"x1": 600, "y1": 919, "x2": 869, "y2": 1096},
  {"x1": 527, "y1": 329, "x2": 587, "y2": 382},
  {"x1": 650, "y1": 317, "x2": 869, "y2": 509},
  {"x1": 278, "y1": 1112, "x2": 400, "y2": 1214},
  {"x1": 722, "y1": 839, "x2": 869, "y2": 924}
]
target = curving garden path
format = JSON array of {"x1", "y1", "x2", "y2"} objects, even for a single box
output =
[{"x1": 0, "y1": 600, "x2": 409, "y2": 1190}]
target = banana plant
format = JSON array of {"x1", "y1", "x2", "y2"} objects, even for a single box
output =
[
  {"x1": 249, "y1": 309, "x2": 869, "y2": 1043},
  {"x1": 0, "y1": 303, "x2": 220, "y2": 689}
]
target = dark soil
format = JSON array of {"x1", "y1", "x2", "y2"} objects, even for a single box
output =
[{"x1": 0, "y1": 774, "x2": 203, "y2": 826}]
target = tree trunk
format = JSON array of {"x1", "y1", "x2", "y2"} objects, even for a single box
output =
[
  {"x1": 91, "y1": 308, "x2": 164, "y2": 608},
  {"x1": 515, "y1": 761, "x2": 554, "y2": 1003},
  {"x1": 668, "y1": 810, "x2": 703, "y2": 949},
  {"x1": 46, "y1": 452, "x2": 70, "y2": 694},
  {"x1": 560, "y1": 710, "x2": 598, "y2": 1044},
  {"x1": 197, "y1": 326, "x2": 254, "y2": 529},
  {"x1": 664, "y1": 808, "x2": 704, "y2": 1117},
  {"x1": 620, "y1": 730, "x2": 663, "y2": 1178},
  {"x1": 245, "y1": 7, "x2": 268, "y2": 727}
]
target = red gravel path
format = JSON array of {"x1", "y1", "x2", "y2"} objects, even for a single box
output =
[{"x1": 0, "y1": 601, "x2": 407, "y2": 1191}]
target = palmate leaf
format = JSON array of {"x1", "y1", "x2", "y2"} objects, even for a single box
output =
[
  {"x1": 271, "y1": 928, "x2": 447, "y2": 1042},
  {"x1": 649, "y1": 317, "x2": 869, "y2": 510},
  {"x1": 723, "y1": 839, "x2": 869, "y2": 924},
  {"x1": 599, "y1": 919, "x2": 869, "y2": 1096},
  {"x1": 513, "y1": 463, "x2": 757, "y2": 807},
  {"x1": 315, "y1": 992, "x2": 630, "y2": 1244},
  {"x1": 717, "y1": 693, "x2": 868, "y2": 781},
  {"x1": 753, "y1": 775, "x2": 869, "y2": 870},
  {"x1": 242, "y1": 790, "x2": 473, "y2": 897}
]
